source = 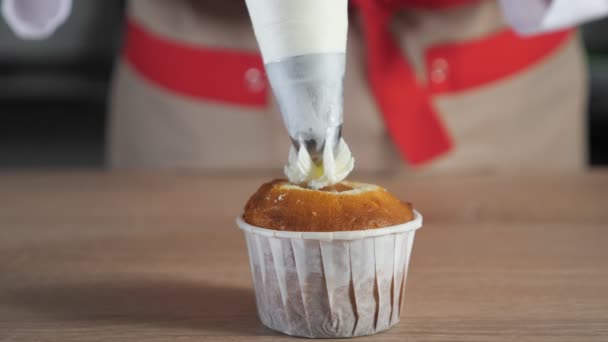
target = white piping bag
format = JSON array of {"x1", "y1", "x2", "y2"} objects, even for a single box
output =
[{"x1": 245, "y1": 0, "x2": 348, "y2": 163}]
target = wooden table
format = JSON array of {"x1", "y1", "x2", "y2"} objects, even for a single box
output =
[{"x1": 1, "y1": 172, "x2": 607, "y2": 341}]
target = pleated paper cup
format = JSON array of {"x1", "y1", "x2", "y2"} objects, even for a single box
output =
[{"x1": 237, "y1": 210, "x2": 423, "y2": 338}]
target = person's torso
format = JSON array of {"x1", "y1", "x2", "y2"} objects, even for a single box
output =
[{"x1": 108, "y1": 0, "x2": 586, "y2": 173}]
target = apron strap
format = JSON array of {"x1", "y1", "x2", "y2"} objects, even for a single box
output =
[{"x1": 354, "y1": 0, "x2": 453, "y2": 165}]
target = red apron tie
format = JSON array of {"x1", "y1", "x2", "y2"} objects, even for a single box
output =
[
  {"x1": 353, "y1": 0, "x2": 453, "y2": 165},
  {"x1": 124, "y1": 20, "x2": 267, "y2": 107}
]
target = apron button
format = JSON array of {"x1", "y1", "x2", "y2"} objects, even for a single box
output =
[
  {"x1": 430, "y1": 58, "x2": 448, "y2": 84},
  {"x1": 244, "y1": 67, "x2": 265, "y2": 92}
]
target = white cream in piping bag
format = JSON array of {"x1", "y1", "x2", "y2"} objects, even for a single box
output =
[
  {"x1": 245, "y1": 0, "x2": 348, "y2": 62},
  {"x1": 284, "y1": 138, "x2": 354, "y2": 190}
]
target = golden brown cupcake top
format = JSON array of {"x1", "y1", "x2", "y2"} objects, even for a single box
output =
[{"x1": 243, "y1": 179, "x2": 414, "y2": 232}]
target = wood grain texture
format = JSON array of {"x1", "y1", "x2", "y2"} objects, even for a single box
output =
[{"x1": 1, "y1": 171, "x2": 607, "y2": 341}]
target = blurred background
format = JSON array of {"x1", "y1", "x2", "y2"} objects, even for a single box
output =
[{"x1": 0, "y1": 0, "x2": 607, "y2": 169}]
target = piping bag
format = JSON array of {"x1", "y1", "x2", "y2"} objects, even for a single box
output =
[{"x1": 245, "y1": 0, "x2": 348, "y2": 166}]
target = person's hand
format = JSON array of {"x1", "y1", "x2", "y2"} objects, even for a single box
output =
[{"x1": 2, "y1": 0, "x2": 72, "y2": 39}]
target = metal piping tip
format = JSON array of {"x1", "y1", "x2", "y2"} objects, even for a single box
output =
[
  {"x1": 291, "y1": 125, "x2": 342, "y2": 164},
  {"x1": 265, "y1": 53, "x2": 346, "y2": 166}
]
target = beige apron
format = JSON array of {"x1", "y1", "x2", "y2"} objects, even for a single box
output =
[{"x1": 108, "y1": 0, "x2": 587, "y2": 174}]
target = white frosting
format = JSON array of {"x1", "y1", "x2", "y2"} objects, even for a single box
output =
[
  {"x1": 284, "y1": 138, "x2": 354, "y2": 190},
  {"x1": 245, "y1": 0, "x2": 348, "y2": 63}
]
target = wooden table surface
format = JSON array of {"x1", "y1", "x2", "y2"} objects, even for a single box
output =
[{"x1": 1, "y1": 171, "x2": 607, "y2": 341}]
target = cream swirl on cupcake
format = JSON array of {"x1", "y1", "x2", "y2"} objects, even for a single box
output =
[{"x1": 284, "y1": 138, "x2": 354, "y2": 189}]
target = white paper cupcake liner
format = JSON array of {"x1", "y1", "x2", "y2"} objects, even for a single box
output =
[{"x1": 237, "y1": 210, "x2": 422, "y2": 338}]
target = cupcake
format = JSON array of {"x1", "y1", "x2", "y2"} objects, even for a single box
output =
[{"x1": 237, "y1": 139, "x2": 422, "y2": 338}]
